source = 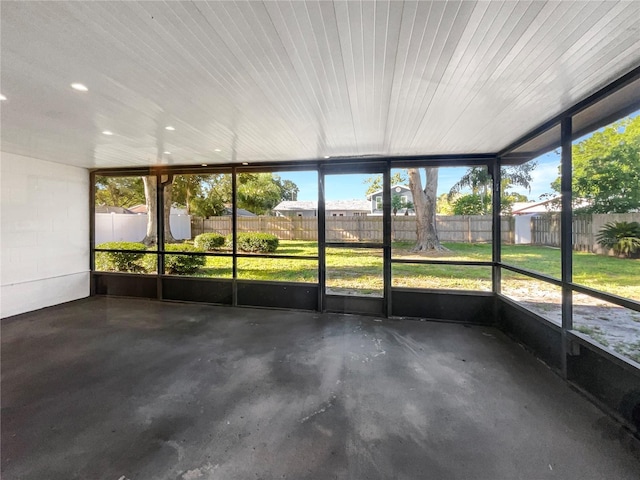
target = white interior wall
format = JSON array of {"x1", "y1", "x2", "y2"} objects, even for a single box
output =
[{"x1": 1, "y1": 152, "x2": 90, "y2": 318}]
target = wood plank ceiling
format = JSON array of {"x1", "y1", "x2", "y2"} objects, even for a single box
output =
[{"x1": 1, "y1": 1, "x2": 639, "y2": 168}]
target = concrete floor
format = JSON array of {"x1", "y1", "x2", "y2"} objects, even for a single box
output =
[{"x1": 2, "y1": 297, "x2": 639, "y2": 479}]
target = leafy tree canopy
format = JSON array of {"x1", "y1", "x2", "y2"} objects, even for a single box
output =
[
  {"x1": 172, "y1": 173, "x2": 300, "y2": 217},
  {"x1": 452, "y1": 194, "x2": 488, "y2": 215},
  {"x1": 552, "y1": 115, "x2": 640, "y2": 213},
  {"x1": 275, "y1": 176, "x2": 299, "y2": 201},
  {"x1": 103, "y1": 172, "x2": 300, "y2": 221},
  {"x1": 95, "y1": 176, "x2": 145, "y2": 208},
  {"x1": 188, "y1": 174, "x2": 232, "y2": 217},
  {"x1": 501, "y1": 192, "x2": 529, "y2": 214},
  {"x1": 364, "y1": 172, "x2": 406, "y2": 195},
  {"x1": 437, "y1": 193, "x2": 456, "y2": 215},
  {"x1": 236, "y1": 173, "x2": 284, "y2": 215},
  {"x1": 448, "y1": 164, "x2": 535, "y2": 215}
]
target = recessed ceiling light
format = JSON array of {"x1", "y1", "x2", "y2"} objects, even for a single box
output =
[
  {"x1": 165, "y1": 126, "x2": 175, "y2": 131},
  {"x1": 164, "y1": 151, "x2": 171, "y2": 155},
  {"x1": 102, "y1": 130, "x2": 114, "y2": 135},
  {"x1": 324, "y1": 155, "x2": 330, "y2": 159},
  {"x1": 0, "y1": 94, "x2": 6, "y2": 101},
  {"x1": 71, "y1": 83, "x2": 88, "y2": 92},
  {"x1": 214, "y1": 149, "x2": 221, "y2": 152},
  {"x1": 201, "y1": 163, "x2": 208, "y2": 167},
  {"x1": 242, "y1": 162, "x2": 249, "y2": 166}
]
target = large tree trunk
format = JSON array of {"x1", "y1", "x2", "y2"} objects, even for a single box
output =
[
  {"x1": 141, "y1": 175, "x2": 176, "y2": 246},
  {"x1": 163, "y1": 177, "x2": 177, "y2": 243},
  {"x1": 408, "y1": 167, "x2": 448, "y2": 252},
  {"x1": 142, "y1": 176, "x2": 157, "y2": 246}
]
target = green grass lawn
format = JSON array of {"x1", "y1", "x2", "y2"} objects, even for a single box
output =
[{"x1": 185, "y1": 240, "x2": 639, "y2": 301}]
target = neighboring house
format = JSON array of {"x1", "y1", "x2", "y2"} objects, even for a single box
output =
[
  {"x1": 511, "y1": 197, "x2": 561, "y2": 215},
  {"x1": 223, "y1": 207, "x2": 257, "y2": 217},
  {"x1": 326, "y1": 200, "x2": 370, "y2": 217},
  {"x1": 367, "y1": 185, "x2": 414, "y2": 215},
  {"x1": 511, "y1": 196, "x2": 594, "y2": 215},
  {"x1": 273, "y1": 201, "x2": 317, "y2": 217},
  {"x1": 128, "y1": 204, "x2": 147, "y2": 214},
  {"x1": 511, "y1": 197, "x2": 563, "y2": 245},
  {"x1": 273, "y1": 200, "x2": 370, "y2": 217}
]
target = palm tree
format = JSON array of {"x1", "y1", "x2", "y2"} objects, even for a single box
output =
[
  {"x1": 404, "y1": 200, "x2": 414, "y2": 215},
  {"x1": 448, "y1": 168, "x2": 491, "y2": 213},
  {"x1": 448, "y1": 164, "x2": 536, "y2": 214},
  {"x1": 391, "y1": 194, "x2": 404, "y2": 216}
]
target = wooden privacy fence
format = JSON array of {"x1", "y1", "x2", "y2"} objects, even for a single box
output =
[
  {"x1": 191, "y1": 215, "x2": 503, "y2": 243},
  {"x1": 531, "y1": 213, "x2": 640, "y2": 253},
  {"x1": 190, "y1": 216, "x2": 317, "y2": 240},
  {"x1": 190, "y1": 213, "x2": 638, "y2": 250}
]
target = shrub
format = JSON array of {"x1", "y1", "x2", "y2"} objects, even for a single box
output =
[
  {"x1": 95, "y1": 242, "x2": 148, "y2": 272},
  {"x1": 596, "y1": 221, "x2": 640, "y2": 258},
  {"x1": 452, "y1": 194, "x2": 489, "y2": 215},
  {"x1": 225, "y1": 232, "x2": 279, "y2": 253},
  {"x1": 164, "y1": 243, "x2": 206, "y2": 275},
  {"x1": 194, "y1": 232, "x2": 225, "y2": 251}
]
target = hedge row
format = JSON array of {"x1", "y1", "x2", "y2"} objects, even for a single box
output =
[
  {"x1": 95, "y1": 242, "x2": 206, "y2": 275},
  {"x1": 164, "y1": 244, "x2": 206, "y2": 274},
  {"x1": 95, "y1": 232, "x2": 279, "y2": 274},
  {"x1": 195, "y1": 231, "x2": 280, "y2": 253},
  {"x1": 94, "y1": 242, "x2": 148, "y2": 273}
]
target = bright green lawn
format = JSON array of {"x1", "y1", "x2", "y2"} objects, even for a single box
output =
[{"x1": 188, "y1": 241, "x2": 639, "y2": 301}]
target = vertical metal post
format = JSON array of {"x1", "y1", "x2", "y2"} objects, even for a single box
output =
[
  {"x1": 232, "y1": 168, "x2": 238, "y2": 307},
  {"x1": 156, "y1": 171, "x2": 164, "y2": 300},
  {"x1": 318, "y1": 167, "x2": 326, "y2": 312},
  {"x1": 561, "y1": 117, "x2": 573, "y2": 377},
  {"x1": 383, "y1": 162, "x2": 392, "y2": 317},
  {"x1": 491, "y1": 158, "x2": 501, "y2": 296},
  {"x1": 89, "y1": 171, "x2": 96, "y2": 296}
]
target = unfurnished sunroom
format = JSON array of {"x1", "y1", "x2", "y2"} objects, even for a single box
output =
[{"x1": 1, "y1": 1, "x2": 640, "y2": 478}]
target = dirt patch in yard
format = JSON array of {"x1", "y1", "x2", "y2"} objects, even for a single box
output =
[{"x1": 508, "y1": 285, "x2": 640, "y2": 364}]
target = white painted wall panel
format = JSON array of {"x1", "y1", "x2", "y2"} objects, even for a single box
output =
[{"x1": 1, "y1": 152, "x2": 90, "y2": 318}]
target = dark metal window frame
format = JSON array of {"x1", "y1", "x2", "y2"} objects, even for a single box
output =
[
  {"x1": 496, "y1": 66, "x2": 640, "y2": 374},
  {"x1": 90, "y1": 68, "x2": 640, "y2": 370}
]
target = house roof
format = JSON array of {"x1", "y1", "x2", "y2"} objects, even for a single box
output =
[
  {"x1": 274, "y1": 200, "x2": 370, "y2": 212},
  {"x1": 326, "y1": 200, "x2": 370, "y2": 211},
  {"x1": 95, "y1": 206, "x2": 134, "y2": 214},
  {"x1": 125, "y1": 204, "x2": 189, "y2": 215},
  {"x1": 511, "y1": 197, "x2": 560, "y2": 215},
  {"x1": 273, "y1": 201, "x2": 317, "y2": 212},
  {"x1": 367, "y1": 185, "x2": 411, "y2": 199},
  {"x1": 128, "y1": 204, "x2": 147, "y2": 214},
  {"x1": 223, "y1": 207, "x2": 257, "y2": 217}
]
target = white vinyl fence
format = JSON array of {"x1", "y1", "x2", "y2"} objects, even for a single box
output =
[{"x1": 95, "y1": 213, "x2": 191, "y2": 244}]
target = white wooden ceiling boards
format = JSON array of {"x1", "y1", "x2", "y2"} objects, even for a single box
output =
[{"x1": 1, "y1": 1, "x2": 639, "y2": 169}]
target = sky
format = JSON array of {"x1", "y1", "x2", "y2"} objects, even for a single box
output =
[{"x1": 280, "y1": 151, "x2": 561, "y2": 203}]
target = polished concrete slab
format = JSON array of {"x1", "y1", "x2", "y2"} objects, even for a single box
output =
[{"x1": 2, "y1": 296, "x2": 639, "y2": 479}]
